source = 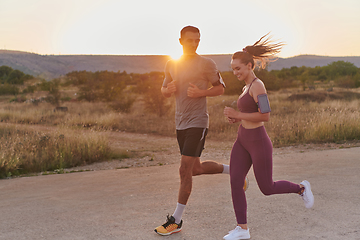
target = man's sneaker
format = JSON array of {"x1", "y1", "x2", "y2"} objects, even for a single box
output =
[
  {"x1": 154, "y1": 215, "x2": 183, "y2": 236},
  {"x1": 300, "y1": 180, "x2": 314, "y2": 208},
  {"x1": 223, "y1": 226, "x2": 250, "y2": 240}
]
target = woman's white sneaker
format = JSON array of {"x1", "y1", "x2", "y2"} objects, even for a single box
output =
[
  {"x1": 223, "y1": 226, "x2": 250, "y2": 240},
  {"x1": 300, "y1": 180, "x2": 314, "y2": 208}
]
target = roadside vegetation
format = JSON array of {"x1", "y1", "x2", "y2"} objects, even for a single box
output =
[
  {"x1": 0, "y1": 125, "x2": 111, "y2": 178},
  {"x1": 0, "y1": 61, "x2": 359, "y2": 178}
]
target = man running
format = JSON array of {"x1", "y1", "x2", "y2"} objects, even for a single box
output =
[{"x1": 154, "y1": 25, "x2": 238, "y2": 236}]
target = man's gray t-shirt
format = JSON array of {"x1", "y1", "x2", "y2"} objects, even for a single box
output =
[{"x1": 162, "y1": 54, "x2": 225, "y2": 130}]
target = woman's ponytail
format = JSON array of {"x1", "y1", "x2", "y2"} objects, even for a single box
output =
[{"x1": 233, "y1": 33, "x2": 284, "y2": 69}]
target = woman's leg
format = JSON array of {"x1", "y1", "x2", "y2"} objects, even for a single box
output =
[
  {"x1": 250, "y1": 128, "x2": 301, "y2": 195},
  {"x1": 230, "y1": 139, "x2": 252, "y2": 225}
]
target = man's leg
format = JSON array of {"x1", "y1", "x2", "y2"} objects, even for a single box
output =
[
  {"x1": 154, "y1": 155, "x2": 196, "y2": 235},
  {"x1": 192, "y1": 157, "x2": 224, "y2": 176},
  {"x1": 155, "y1": 128, "x2": 230, "y2": 235},
  {"x1": 154, "y1": 155, "x2": 193, "y2": 236},
  {"x1": 178, "y1": 155, "x2": 197, "y2": 204},
  {"x1": 178, "y1": 154, "x2": 227, "y2": 204},
  {"x1": 173, "y1": 155, "x2": 227, "y2": 223}
]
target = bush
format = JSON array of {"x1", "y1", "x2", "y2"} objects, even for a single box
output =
[
  {"x1": 222, "y1": 71, "x2": 244, "y2": 95},
  {"x1": 108, "y1": 95, "x2": 136, "y2": 113},
  {"x1": 22, "y1": 85, "x2": 37, "y2": 94},
  {"x1": 61, "y1": 97, "x2": 72, "y2": 102},
  {"x1": 135, "y1": 71, "x2": 172, "y2": 117},
  {"x1": 9, "y1": 95, "x2": 27, "y2": 103},
  {"x1": 0, "y1": 84, "x2": 20, "y2": 95},
  {"x1": 335, "y1": 76, "x2": 357, "y2": 88}
]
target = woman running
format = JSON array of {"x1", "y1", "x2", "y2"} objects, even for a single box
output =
[{"x1": 223, "y1": 34, "x2": 314, "y2": 240}]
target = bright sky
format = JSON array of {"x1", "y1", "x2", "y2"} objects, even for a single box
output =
[{"x1": 1, "y1": 0, "x2": 360, "y2": 59}]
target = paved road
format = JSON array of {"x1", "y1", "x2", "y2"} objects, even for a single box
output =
[{"x1": 1, "y1": 147, "x2": 360, "y2": 240}]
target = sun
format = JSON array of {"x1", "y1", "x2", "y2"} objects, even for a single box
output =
[{"x1": 169, "y1": 49, "x2": 182, "y2": 61}]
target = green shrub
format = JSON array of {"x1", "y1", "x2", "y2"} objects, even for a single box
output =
[{"x1": 0, "y1": 84, "x2": 20, "y2": 95}]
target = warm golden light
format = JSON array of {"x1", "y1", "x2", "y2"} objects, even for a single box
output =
[{"x1": 169, "y1": 48, "x2": 183, "y2": 61}]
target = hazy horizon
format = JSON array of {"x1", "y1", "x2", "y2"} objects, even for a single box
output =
[{"x1": 2, "y1": 49, "x2": 360, "y2": 59}]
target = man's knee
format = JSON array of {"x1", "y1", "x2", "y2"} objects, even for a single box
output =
[
  {"x1": 179, "y1": 165, "x2": 192, "y2": 179},
  {"x1": 179, "y1": 156, "x2": 196, "y2": 178},
  {"x1": 192, "y1": 166, "x2": 202, "y2": 176}
]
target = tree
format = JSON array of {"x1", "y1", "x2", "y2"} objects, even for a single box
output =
[
  {"x1": 136, "y1": 72, "x2": 171, "y2": 117},
  {"x1": 95, "y1": 71, "x2": 126, "y2": 102},
  {"x1": 0, "y1": 66, "x2": 33, "y2": 85},
  {"x1": 77, "y1": 79, "x2": 98, "y2": 102},
  {"x1": 50, "y1": 79, "x2": 61, "y2": 106},
  {"x1": 0, "y1": 66, "x2": 13, "y2": 81},
  {"x1": 325, "y1": 61, "x2": 358, "y2": 79},
  {"x1": 7, "y1": 70, "x2": 26, "y2": 84},
  {"x1": 255, "y1": 69, "x2": 282, "y2": 91}
]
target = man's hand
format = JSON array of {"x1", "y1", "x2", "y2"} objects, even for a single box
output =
[
  {"x1": 161, "y1": 80, "x2": 177, "y2": 98},
  {"x1": 166, "y1": 80, "x2": 177, "y2": 94},
  {"x1": 187, "y1": 83, "x2": 203, "y2": 98}
]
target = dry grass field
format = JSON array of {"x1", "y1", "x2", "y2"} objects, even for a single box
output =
[{"x1": 1, "y1": 87, "x2": 359, "y2": 177}]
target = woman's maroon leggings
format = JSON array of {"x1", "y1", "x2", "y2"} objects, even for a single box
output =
[{"x1": 230, "y1": 125, "x2": 301, "y2": 224}]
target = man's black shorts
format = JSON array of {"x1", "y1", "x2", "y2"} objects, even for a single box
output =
[{"x1": 176, "y1": 128, "x2": 208, "y2": 157}]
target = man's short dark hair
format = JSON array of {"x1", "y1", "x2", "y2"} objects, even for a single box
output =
[{"x1": 180, "y1": 26, "x2": 200, "y2": 38}]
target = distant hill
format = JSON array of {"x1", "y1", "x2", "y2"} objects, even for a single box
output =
[
  {"x1": 1, "y1": 50, "x2": 360, "y2": 80},
  {"x1": 0, "y1": 50, "x2": 172, "y2": 80},
  {"x1": 205, "y1": 54, "x2": 360, "y2": 72},
  {"x1": 267, "y1": 55, "x2": 360, "y2": 71}
]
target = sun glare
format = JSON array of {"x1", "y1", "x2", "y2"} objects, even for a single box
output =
[{"x1": 169, "y1": 49, "x2": 182, "y2": 60}]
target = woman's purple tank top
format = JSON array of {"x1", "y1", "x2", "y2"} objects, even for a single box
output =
[{"x1": 237, "y1": 78, "x2": 258, "y2": 113}]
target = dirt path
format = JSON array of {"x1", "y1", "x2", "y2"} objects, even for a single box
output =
[{"x1": 1, "y1": 123, "x2": 360, "y2": 239}]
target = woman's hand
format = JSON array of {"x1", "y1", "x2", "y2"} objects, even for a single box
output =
[
  {"x1": 227, "y1": 117, "x2": 238, "y2": 124},
  {"x1": 224, "y1": 107, "x2": 240, "y2": 122}
]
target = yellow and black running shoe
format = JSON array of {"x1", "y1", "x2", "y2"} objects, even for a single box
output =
[
  {"x1": 154, "y1": 215, "x2": 183, "y2": 236},
  {"x1": 244, "y1": 176, "x2": 249, "y2": 191}
]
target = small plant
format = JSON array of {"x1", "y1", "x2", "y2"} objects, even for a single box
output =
[
  {"x1": 117, "y1": 166, "x2": 129, "y2": 169},
  {"x1": 111, "y1": 150, "x2": 132, "y2": 159}
]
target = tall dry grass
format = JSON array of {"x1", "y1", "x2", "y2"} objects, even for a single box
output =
[
  {"x1": 0, "y1": 88, "x2": 359, "y2": 149},
  {"x1": 208, "y1": 90, "x2": 360, "y2": 146},
  {"x1": 266, "y1": 95, "x2": 360, "y2": 146},
  {"x1": 0, "y1": 125, "x2": 111, "y2": 178}
]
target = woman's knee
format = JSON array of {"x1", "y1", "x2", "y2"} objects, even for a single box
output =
[
  {"x1": 260, "y1": 189, "x2": 272, "y2": 196},
  {"x1": 230, "y1": 174, "x2": 245, "y2": 187},
  {"x1": 258, "y1": 184, "x2": 273, "y2": 196}
]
